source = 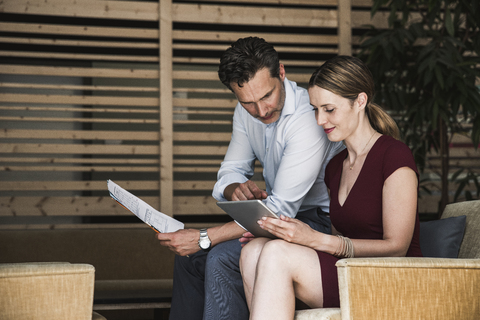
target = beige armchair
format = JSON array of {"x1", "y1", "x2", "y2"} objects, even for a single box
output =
[
  {"x1": 0, "y1": 262, "x2": 106, "y2": 320},
  {"x1": 295, "y1": 200, "x2": 480, "y2": 320}
]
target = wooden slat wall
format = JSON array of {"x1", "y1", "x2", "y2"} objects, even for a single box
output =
[
  {"x1": 0, "y1": 0, "x2": 163, "y2": 230},
  {"x1": 0, "y1": 0, "x2": 477, "y2": 230}
]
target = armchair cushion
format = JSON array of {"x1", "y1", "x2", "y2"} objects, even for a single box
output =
[
  {"x1": 440, "y1": 200, "x2": 480, "y2": 259},
  {"x1": 420, "y1": 215, "x2": 466, "y2": 258}
]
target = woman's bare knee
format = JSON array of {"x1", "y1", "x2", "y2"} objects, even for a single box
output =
[{"x1": 240, "y1": 237, "x2": 270, "y2": 275}]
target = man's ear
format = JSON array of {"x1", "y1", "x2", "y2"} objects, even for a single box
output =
[
  {"x1": 279, "y1": 64, "x2": 286, "y2": 81},
  {"x1": 356, "y1": 92, "x2": 368, "y2": 110}
]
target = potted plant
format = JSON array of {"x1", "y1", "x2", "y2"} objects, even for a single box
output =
[{"x1": 358, "y1": 0, "x2": 480, "y2": 216}]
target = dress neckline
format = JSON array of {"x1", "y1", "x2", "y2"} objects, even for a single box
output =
[{"x1": 337, "y1": 135, "x2": 384, "y2": 207}]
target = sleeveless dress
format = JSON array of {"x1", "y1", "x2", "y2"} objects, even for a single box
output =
[{"x1": 318, "y1": 135, "x2": 423, "y2": 307}]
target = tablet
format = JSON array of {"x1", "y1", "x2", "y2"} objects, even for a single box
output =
[{"x1": 216, "y1": 200, "x2": 279, "y2": 238}]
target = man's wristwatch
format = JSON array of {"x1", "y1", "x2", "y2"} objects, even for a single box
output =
[{"x1": 198, "y1": 228, "x2": 212, "y2": 252}]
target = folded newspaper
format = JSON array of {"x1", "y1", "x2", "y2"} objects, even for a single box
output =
[{"x1": 107, "y1": 180, "x2": 184, "y2": 233}]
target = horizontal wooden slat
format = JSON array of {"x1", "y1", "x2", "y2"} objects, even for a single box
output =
[
  {"x1": 0, "y1": 158, "x2": 255, "y2": 168},
  {"x1": 0, "y1": 0, "x2": 158, "y2": 21},
  {"x1": 173, "y1": 43, "x2": 337, "y2": 55},
  {"x1": 0, "y1": 22, "x2": 158, "y2": 39},
  {"x1": 0, "y1": 165, "x2": 261, "y2": 174},
  {"x1": 173, "y1": 70, "x2": 222, "y2": 81},
  {"x1": 174, "y1": 109, "x2": 233, "y2": 116},
  {"x1": 0, "y1": 93, "x2": 158, "y2": 106},
  {"x1": 173, "y1": 3, "x2": 337, "y2": 27},
  {"x1": 0, "y1": 144, "x2": 230, "y2": 156},
  {"x1": 174, "y1": 30, "x2": 338, "y2": 45},
  {"x1": 192, "y1": 0, "x2": 338, "y2": 5},
  {"x1": 0, "y1": 51, "x2": 158, "y2": 62},
  {"x1": 2, "y1": 118, "x2": 230, "y2": 126},
  {"x1": 0, "y1": 83, "x2": 158, "y2": 92},
  {"x1": 0, "y1": 106, "x2": 158, "y2": 114},
  {"x1": 0, "y1": 181, "x2": 153, "y2": 192},
  {"x1": 174, "y1": 98, "x2": 237, "y2": 108},
  {"x1": 0, "y1": 129, "x2": 232, "y2": 142},
  {"x1": 1, "y1": 166, "x2": 158, "y2": 172},
  {"x1": 0, "y1": 65, "x2": 159, "y2": 79},
  {"x1": 1, "y1": 116, "x2": 159, "y2": 124},
  {"x1": 175, "y1": 132, "x2": 231, "y2": 141},
  {"x1": 0, "y1": 196, "x2": 134, "y2": 216},
  {"x1": 0, "y1": 129, "x2": 158, "y2": 140},
  {"x1": 174, "y1": 196, "x2": 224, "y2": 215},
  {"x1": 0, "y1": 94, "x2": 238, "y2": 109},
  {"x1": 0, "y1": 195, "x2": 226, "y2": 216},
  {"x1": 193, "y1": 0, "x2": 378, "y2": 7},
  {"x1": 0, "y1": 36, "x2": 158, "y2": 49},
  {"x1": 0, "y1": 180, "x2": 210, "y2": 191},
  {"x1": 173, "y1": 57, "x2": 328, "y2": 67},
  {"x1": 0, "y1": 157, "x2": 159, "y2": 165},
  {"x1": 174, "y1": 88, "x2": 231, "y2": 94},
  {"x1": 0, "y1": 143, "x2": 159, "y2": 155},
  {"x1": 0, "y1": 222, "x2": 227, "y2": 230}
]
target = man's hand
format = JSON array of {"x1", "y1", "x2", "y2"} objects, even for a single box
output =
[
  {"x1": 239, "y1": 231, "x2": 256, "y2": 247},
  {"x1": 156, "y1": 229, "x2": 201, "y2": 256},
  {"x1": 224, "y1": 180, "x2": 268, "y2": 201}
]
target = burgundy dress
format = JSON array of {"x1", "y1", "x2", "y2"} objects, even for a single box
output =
[{"x1": 318, "y1": 135, "x2": 423, "y2": 307}]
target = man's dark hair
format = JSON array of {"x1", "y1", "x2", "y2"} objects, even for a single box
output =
[{"x1": 218, "y1": 37, "x2": 280, "y2": 91}]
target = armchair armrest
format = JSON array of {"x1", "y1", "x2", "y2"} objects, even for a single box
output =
[
  {"x1": 0, "y1": 262, "x2": 97, "y2": 320},
  {"x1": 336, "y1": 257, "x2": 480, "y2": 320}
]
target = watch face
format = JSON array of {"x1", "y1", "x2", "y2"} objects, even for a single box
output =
[{"x1": 199, "y1": 238, "x2": 211, "y2": 250}]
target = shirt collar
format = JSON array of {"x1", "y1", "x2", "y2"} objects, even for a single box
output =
[{"x1": 280, "y1": 77, "x2": 296, "y2": 118}]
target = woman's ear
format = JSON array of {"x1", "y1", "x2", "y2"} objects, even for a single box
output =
[{"x1": 355, "y1": 92, "x2": 368, "y2": 110}]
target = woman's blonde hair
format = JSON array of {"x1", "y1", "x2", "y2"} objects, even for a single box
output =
[{"x1": 309, "y1": 56, "x2": 400, "y2": 139}]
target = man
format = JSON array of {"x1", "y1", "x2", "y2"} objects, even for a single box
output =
[{"x1": 157, "y1": 37, "x2": 344, "y2": 320}]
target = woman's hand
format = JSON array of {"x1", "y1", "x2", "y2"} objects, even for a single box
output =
[
  {"x1": 257, "y1": 215, "x2": 319, "y2": 247},
  {"x1": 239, "y1": 232, "x2": 256, "y2": 247}
]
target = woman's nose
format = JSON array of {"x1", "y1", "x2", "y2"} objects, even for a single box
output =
[{"x1": 316, "y1": 110, "x2": 327, "y2": 127}]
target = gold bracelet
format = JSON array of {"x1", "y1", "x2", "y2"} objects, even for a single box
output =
[
  {"x1": 344, "y1": 236, "x2": 355, "y2": 258},
  {"x1": 334, "y1": 235, "x2": 345, "y2": 258},
  {"x1": 334, "y1": 235, "x2": 355, "y2": 258}
]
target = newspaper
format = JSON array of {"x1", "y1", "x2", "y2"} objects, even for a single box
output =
[{"x1": 107, "y1": 180, "x2": 184, "y2": 233}]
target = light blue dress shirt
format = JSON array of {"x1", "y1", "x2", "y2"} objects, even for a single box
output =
[{"x1": 212, "y1": 77, "x2": 344, "y2": 218}]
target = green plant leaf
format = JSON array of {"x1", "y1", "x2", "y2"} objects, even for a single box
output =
[
  {"x1": 445, "y1": 7, "x2": 455, "y2": 36},
  {"x1": 434, "y1": 66, "x2": 445, "y2": 89},
  {"x1": 451, "y1": 168, "x2": 464, "y2": 181}
]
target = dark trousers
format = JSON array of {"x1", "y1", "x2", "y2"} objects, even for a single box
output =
[{"x1": 168, "y1": 208, "x2": 331, "y2": 320}]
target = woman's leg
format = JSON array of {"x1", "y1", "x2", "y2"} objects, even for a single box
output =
[
  {"x1": 239, "y1": 237, "x2": 271, "y2": 310},
  {"x1": 249, "y1": 240, "x2": 324, "y2": 320}
]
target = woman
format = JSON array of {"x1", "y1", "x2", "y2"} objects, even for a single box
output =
[{"x1": 239, "y1": 55, "x2": 422, "y2": 319}]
